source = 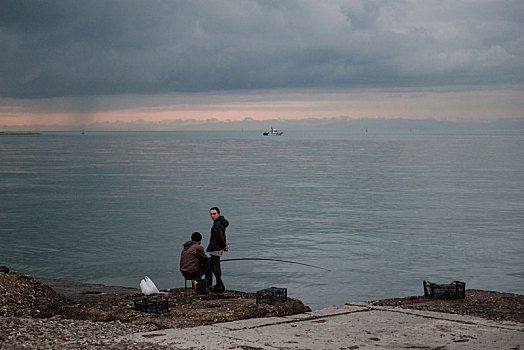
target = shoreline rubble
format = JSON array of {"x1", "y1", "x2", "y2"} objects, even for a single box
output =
[{"x1": 1, "y1": 268, "x2": 522, "y2": 349}]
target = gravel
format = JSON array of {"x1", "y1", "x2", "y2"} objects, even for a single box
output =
[
  {"x1": 1, "y1": 268, "x2": 522, "y2": 349},
  {"x1": 0, "y1": 269, "x2": 309, "y2": 349},
  {"x1": 369, "y1": 288, "x2": 524, "y2": 323}
]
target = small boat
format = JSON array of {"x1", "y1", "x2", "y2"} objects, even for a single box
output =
[{"x1": 263, "y1": 126, "x2": 283, "y2": 136}]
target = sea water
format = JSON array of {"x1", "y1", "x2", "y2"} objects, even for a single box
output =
[{"x1": 1, "y1": 130, "x2": 523, "y2": 309}]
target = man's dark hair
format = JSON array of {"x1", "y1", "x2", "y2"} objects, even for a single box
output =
[
  {"x1": 210, "y1": 206, "x2": 220, "y2": 214},
  {"x1": 191, "y1": 232, "x2": 202, "y2": 242}
]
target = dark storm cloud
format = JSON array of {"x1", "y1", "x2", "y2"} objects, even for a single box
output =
[{"x1": 1, "y1": 0, "x2": 523, "y2": 99}]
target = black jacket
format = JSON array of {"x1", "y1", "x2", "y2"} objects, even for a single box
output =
[{"x1": 206, "y1": 216, "x2": 229, "y2": 252}]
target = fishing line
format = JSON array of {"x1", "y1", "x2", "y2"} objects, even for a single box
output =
[{"x1": 221, "y1": 258, "x2": 331, "y2": 271}]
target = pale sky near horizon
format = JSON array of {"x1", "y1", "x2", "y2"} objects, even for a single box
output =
[{"x1": 1, "y1": 1, "x2": 523, "y2": 127}]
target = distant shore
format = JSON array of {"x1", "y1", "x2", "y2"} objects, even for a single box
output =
[{"x1": 0, "y1": 131, "x2": 41, "y2": 135}]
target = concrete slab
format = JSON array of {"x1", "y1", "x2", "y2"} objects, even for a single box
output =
[
  {"x1": 369, "y1": 305, "x2": 524, "y2": 331},
  {"x1": 307, "y1": 303, "x2": 370, "y2": 316},
  {"x1": 282, "y1": 303, "x2": 369, "y2": 320},
  {"x1": 209, "y1": 304, "x2": 370, "y2": 331},
  {"x1": 212, "y1": 316, "x2": 289, "y2": 330},
  {"x1": 120, "y1": 304, "x2": 524, "y2": 349}
]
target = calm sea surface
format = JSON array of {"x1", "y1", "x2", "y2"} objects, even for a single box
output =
[{"x1": 1, "y1": 130, "x2": 523, "y2": 309}]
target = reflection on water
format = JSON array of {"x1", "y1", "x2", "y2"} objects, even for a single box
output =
[{"x1": 1, "y1": 131, "x2": 523, "y2": 309}]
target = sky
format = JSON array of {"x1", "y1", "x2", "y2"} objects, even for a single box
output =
[{"x1": 1, "y1": 0, "x2": 523, "y2": 128}]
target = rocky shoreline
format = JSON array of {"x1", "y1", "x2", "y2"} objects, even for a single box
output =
[
  {"x1": 1, "y1": 269, "x2": 310, "y2": 349},
  {"x1": 1, "y1": 268, "x2": 522, "y2": 349}
]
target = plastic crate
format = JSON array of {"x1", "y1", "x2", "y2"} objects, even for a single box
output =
[
  {"x1": 134, "y1": 298, "x2": 169, "y2": 314},
  {"x1": 423, "y1": 280, "x2": 466, "y2": 300},
  {"x1": 256, "y1": 287, "x2": 287, "y2": 305}
]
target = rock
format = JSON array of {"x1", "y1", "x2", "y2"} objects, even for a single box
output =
[
  {"x1": 369, "y1": 289, "x2": 524, "y2": 323},
  {"x1": 1, "y1": 269, "x2": 311, "y2": 329},
  {"x1": 0, "y1": 271, "x2": 71, "y2": 318}
]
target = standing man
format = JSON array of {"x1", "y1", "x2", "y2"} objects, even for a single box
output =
[{"x1": 206, "y1": 206, "x2": 229, "y2": 292}]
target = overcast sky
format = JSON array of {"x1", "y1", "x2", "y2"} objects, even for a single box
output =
[{"x1": 1, "y1": 0, "x2": 523, "y2": 126}]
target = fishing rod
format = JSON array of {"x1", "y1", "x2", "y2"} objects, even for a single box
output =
[{"x1": 221, "y1": 258, "x2": 331, "y2": 271}]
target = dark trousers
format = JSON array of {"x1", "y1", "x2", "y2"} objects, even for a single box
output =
[
  {"x1": 210, "y1": 255, "x2": 224, "y2": 288},
  {"x1": 183, "y1": 261, "x2": 212, "y2": 286}
]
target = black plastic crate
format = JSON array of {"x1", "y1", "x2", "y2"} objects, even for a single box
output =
[
  {"x1": 134, "y1": 298, "x2": 169, "y2": 314},
  {"x1": 423, "y1": 280, "x2": 466, "y2": 300},
  {"x1": 256, "y1": 287, "x2": 287, "y2": 305}
]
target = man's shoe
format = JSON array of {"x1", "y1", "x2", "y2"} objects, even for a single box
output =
[{"x1": 211, "y1": 284, "x2": 225, "y2": 293}]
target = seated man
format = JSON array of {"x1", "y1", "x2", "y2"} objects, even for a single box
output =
[{"x1": 179, "y1": 232, "x2": 212, "y2": 287}]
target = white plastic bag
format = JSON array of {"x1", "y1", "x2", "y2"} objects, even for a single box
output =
[
  {"x1": 145, "y1": 275, "x2": 160, "y2": 294},
  {"x1": 139, "y1": 275, "x2": 159, "y2": 295},
  {"x1": 139, "y1": 279, "x2": 152, "y2": 295}
]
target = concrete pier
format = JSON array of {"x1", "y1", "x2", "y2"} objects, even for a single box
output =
[{"x1": 121, "y1": 303, "x2": 523, "y2": 349}]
